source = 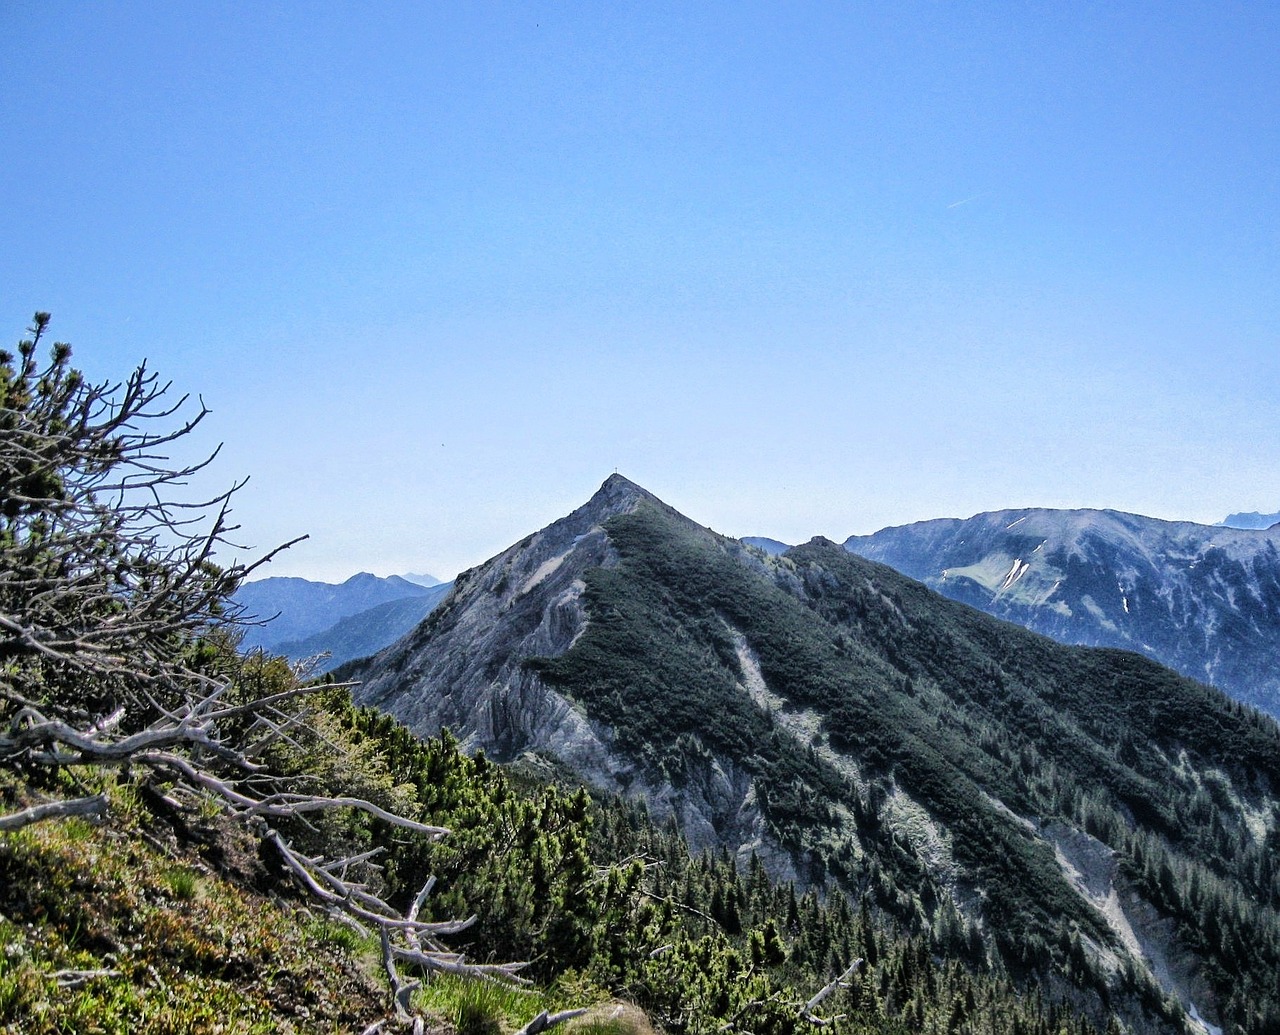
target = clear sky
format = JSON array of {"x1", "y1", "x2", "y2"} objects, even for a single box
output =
[{"x1": 3, "y1": 2, "x2": 1277, "y2": 582}]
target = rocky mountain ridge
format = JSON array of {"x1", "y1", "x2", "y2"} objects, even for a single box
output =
[
  {"x1": 347, "y1": 475, "x2": 1280, "y2": 1035},
  {"x1": 346, "y1": 476, "x2": 772, "y2": 855},
  {"x1": 843, "y1": 508, "x2": 1280, "y2": 716}
]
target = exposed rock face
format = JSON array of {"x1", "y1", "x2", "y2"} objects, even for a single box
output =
[
  {"x1": 348, "y1": 476, "x2": 793, "y2": 864},
  {"x1": 1043, "y1": 822, "x2": 1219, "y2": 1033},
  {"x1": 353, "y1": 475, "x2": 644, "y2": 763},
  {"x1": 350, "y1": 476, "x2": 1280, "y2": 1035},
  {"x1": 845, "y1": 508, "x2": 1280, "y2": 715}
]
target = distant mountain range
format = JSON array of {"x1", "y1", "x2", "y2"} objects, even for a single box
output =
[
  {"x1": 343, "y1": 474, "x2": 1280, "y2": 1035},
  {"x1": 273, "y1": 584, "x2": 452, "y2": 672},
  {"x1": 843, "y1": 509, "x2": 1280, "y2": 717},
  {"x1": 1219, "y1": 510, "x2": 1280, "y2": 530},
  {"x1": 740, "y1": 535, "x2": 791, "y2": 556},
  {"x1": 232, "y1": 572, "x2": 451, "y2": 669},
  {"x1": 243, "y1": 500, "x2": 1280, "y2": 713}
]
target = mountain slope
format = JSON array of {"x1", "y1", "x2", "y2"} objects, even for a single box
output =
[
  {"x1": 844, "y1": 509, "x2": 1280, "y2": 716},
  {"x1": 348, "y1": 473, "x2": 654, "y2": 783},
  {"x1": 3, "y1": 686, "x2": 1116, "y2": 1035},
  {"x1": 348, "y1": 476, "x2": 1280, "y2": 1035},
  {"x1": 234, "y1": 572, "x2": 434, "y2": 650}
]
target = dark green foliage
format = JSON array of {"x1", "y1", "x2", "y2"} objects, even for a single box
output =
[
  {"x1": 527, "y1": 501, "x2": 1280, "y2": 1034},
  {"x1": 314, "y1": 699, "x2": 1107, "y2": 1035},
  {"x1": 9, "y1": 321, "x2": 1278, "y2": 1031},
  {"x1": 0, "y1": 666, "x2": 1111, "y2": 1034}
]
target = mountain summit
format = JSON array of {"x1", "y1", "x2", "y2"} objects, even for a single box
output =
[
  {"x1": 347, "y1": 478, "x2": 1280, "y2": 1035},
  {"x1": 351, "y1": 474, "x2": 663, "y2": 764}
]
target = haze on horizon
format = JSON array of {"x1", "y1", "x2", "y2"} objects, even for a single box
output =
[{"x1": 3, "y1": 3, "x2": 1277, "y2": 583}]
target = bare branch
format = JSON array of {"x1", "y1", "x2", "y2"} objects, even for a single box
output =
[
  {"x1": 799, "y1": 958, "x2": 863, "y2": 1026},
  {"x1": 380, "y1": 925, "x2": 418, "y2": 1021},
  {"x1": 0, "y1": 318, "x2": 522, "y2": 1022},
  {"x1": 54, "y1": 968, "x2": 122, "y2": 989},
  {"x1": 514, "y1": 1009, "x2": 590, "y2": 1035},
  {"x1": 0, "y1": 794, "x2": 109, "y2": 832}
]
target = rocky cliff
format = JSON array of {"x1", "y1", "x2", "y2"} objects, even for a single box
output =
[{"x1": 348, "y1": 476, "x2": 793, "y2": 865}]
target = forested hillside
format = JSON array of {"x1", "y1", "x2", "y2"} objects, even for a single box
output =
[
  {"x1": 2, "y1": 679, "x2": 1113, "y2": 1034},
  {"x1": 7, "y1": 323, "x2": 1279, "y2": 1034},
  {"x1": 357, "y1": 477, "x2": 1280, "y2": 1035}
]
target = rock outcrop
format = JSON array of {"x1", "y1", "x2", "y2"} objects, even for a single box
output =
[
  {"x1": 348, "y1": 475, "x2": 1280, "y2": 1035},
  {"x1": 353, "y1": 475, "x2": 645, "y2": 759},
  {"x1": 349, "y1": 475, "x2": 780, "y2": 856}
]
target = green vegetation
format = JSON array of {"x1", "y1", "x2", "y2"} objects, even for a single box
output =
[
  {"x1": 0, "y1": 776, "x2": 389, "y2": 1032},
  {"x1": 532, "y1": 501, "x2": 1280, "y2": 1034},
  {"x1": 417, "y1": 974, "x2": 553, "y2": 1035},
  {"x1": 7, "y1": 320, "x2": 1277, "y2": 1034},
  {"x1": 279, "y1": 695, "x2": 1112, "y2": 1035},
  {"x1": 0, "y1": 322, "x2": 1103, "y2": 1033},
  {"x1": 2, "y1": 681, "x2": 1107, "y2": 1034}
]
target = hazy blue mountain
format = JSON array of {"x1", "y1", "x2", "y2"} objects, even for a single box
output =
[
  {"x1": 741, "y1": 535, "x2": 792, "y2": 556},
  {"x1": 233, "y1": 571, "x2": 434, "y2": 650},
  {"x1": 844, "y1": 508, "x2": 1280, "y2": 717},
  {"x1": 273, "y1": 582, "x2": 452, "y2": 673},
  {"x1": 346, "y1": 475, "x2": 1280, "y2": 1034},
  {"x1": 402, "y1": 571, "x2": 444, "y2": 587},
  {"x1": 1219, "y1": 510, "x2": 1280, "y2": 530}
]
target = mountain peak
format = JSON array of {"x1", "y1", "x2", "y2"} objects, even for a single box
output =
[
  {"x1": 576, "y1": 474, "x2": 666, "y2": 523},
  {"x1": 595, "y1": 472, "x2": 655, "y2": 501},
  {"x1": 845, "y1": 505, "x2": 1280, "y2": 714},
  {"x1": 349, "y1": 482, "x2": 1280, "y2": 1032}
]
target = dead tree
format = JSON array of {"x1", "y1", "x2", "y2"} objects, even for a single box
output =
[
  {"x1": 0, "y1": 315, "x2": 532, "y2": 1025},
  {"x1": 799, "y1": 958, "x2": 863, "y2": 1026}
]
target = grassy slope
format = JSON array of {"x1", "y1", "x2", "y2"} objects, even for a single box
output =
[{"x1": 0, "y1": 778, "x2": 394, "y2": 1034}]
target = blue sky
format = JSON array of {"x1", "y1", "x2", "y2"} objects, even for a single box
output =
[{"x1": 3, "y1": 2, "x2": 1277, "y2": 581}]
